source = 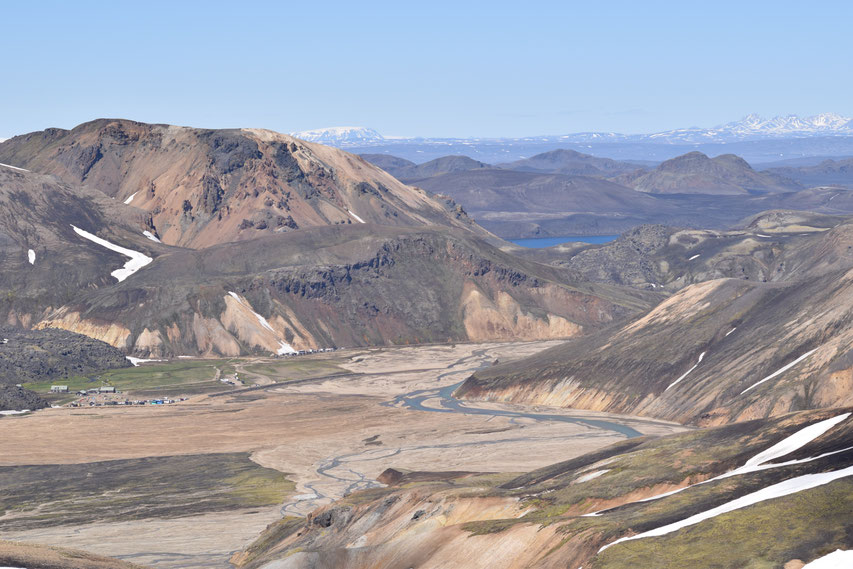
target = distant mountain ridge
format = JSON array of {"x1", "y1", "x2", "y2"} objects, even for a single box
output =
[
  {"x1": 293, "y1": 113, "x2": 853, "y2": 148},
  {"x1": 291, "y1": 126, "x2": 385, "y2": 145},
  {"x1": 618, "y1": 151, "x2": 801, "y2": 195}
]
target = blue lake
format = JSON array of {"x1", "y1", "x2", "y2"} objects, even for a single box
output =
[{"x1": 509, "y1": 235, "x2": 619, "y2": 248}]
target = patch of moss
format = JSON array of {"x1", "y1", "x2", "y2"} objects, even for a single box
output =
[{"x1": 590, "y1": 479, "x2": 853, "y2": 569}]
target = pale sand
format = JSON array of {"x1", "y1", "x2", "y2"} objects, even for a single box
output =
[{"x1": 0, "y1": 341, "x2": 687, "y2": 568}]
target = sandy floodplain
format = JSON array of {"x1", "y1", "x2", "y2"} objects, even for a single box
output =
[{"x1": 0, "y1": 341, "x2": 687, "y2": 568}]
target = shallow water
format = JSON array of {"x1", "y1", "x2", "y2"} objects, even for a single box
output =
[{"x1": 510, "y1": 235, "x2": 618, "y2": 248}]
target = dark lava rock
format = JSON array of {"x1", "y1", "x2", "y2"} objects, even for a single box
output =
[{"x1": 0, "y1": 326, "x2": 130, "y2": 410}]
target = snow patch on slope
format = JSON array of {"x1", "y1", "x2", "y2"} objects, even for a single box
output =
[
  {"x1": 600, "y1": 464, "x2": 853, "y2": 552},
  {"x1": 27, "y1": 249, "x2": 35, "y2": 265},
  {"x1": 123, "y1": 191, "x2": 138, "y2": 205},
  {"x1": 583, "y1": 413, "x2": 851, "y2": 519},
  {"x1": 348, "y1": 210, "x2": 366, "y2": 224},
  {"x1": 802, "y1": 550, "x2": 853, "y2": 568},
  {"x1": 70, "y1": 225, "x2": 153, "y2": 282},
  {"x1": 665, "y1": 352, "x2": 705, "y2": 391},
  {"x1": 576, "y1": 470, "x2": 610, "y2": 483},
  {"x1": 142, "y1": 230, "x2": 161, "y2": 243},
  {"x1": 227, "y1": 292, "x2": 296, "y2": 354},
  {"x1": 634, "y1": 412, "x2": 852, "y2": 505},
  {"x1": 0, "y1": 162, "x2": 29, "y2": 172},
  {"x1": 127, "y1": 356, "x2": 164, "y2": 366},
  {"x1": 741, "y1": 348, "x2": 819, "y2": 394}
]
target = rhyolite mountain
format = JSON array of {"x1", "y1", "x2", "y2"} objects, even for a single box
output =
[
  {"x1": 35, "y1": 223, "x2": 655, "y2": 357},
  {"x1": 617, "y1": 151, "x2": 801, "y2": 195},
  {"x1": 0, "y1": 165, "x2": 162, "y2": 327},
  {"x1": 0, "y1": 149, "x2": 655, "y2": 357},
  {"x1": 232, "y1": 407, "x2": 853, "y2": 569},
  {"x1": 0, "y1": 119, "x2": 490, "y2": 249},
  {"x1": 458, "y1": 212, "x2": 853, "y2": 425}
]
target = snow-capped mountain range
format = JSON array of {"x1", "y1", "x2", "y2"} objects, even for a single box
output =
[
  {"x1": 294, "y1": 113, "x2": 853, "y2": 148},
  {"x1": 290, "y1": 126, "x2": 384, "y2": 145}
]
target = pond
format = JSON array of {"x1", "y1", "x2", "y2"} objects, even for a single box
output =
[{"x1": 509, "y1": 235, "x2": 618, "y2": 248}]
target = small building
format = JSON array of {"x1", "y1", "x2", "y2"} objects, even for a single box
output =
[
  {"x1": 50, "y1": 385, "x2": 68, "y2": 393},
  {"x1": 99, "y1": 386, "x2": 116, "y2": 393}
]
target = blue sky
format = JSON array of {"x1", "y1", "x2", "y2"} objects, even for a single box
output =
[{"x1": 2, "y1": 0, "x2": 852, "y2": 138}]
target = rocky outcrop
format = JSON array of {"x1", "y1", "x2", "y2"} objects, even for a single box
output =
[{"x1": 0, "y1": 326, "x2": 130, "y2": 410}]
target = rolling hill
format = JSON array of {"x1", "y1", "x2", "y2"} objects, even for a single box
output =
[
  {"x1": 501, "y1": 148, "x2": 644, "y2": 177},
  {"x1": 764, "y1": 157, "x2": 853, "y2": 188},
  {"x1": 618, "y1": 151, "x2": 801, "y2": 195},
  {"x1": 361, "y1": 154, "x2": 492, "y2": 181}
]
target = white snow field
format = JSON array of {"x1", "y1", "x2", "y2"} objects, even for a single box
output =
[
  {"x1": 585, "y1": 413, "x2": 851, "y2": 517},
  {"x1": 665, "y1": 352, "x2": 706, "y2": 391},
  {"x1": 27, "y1": 249, "x2": 35, "y2": 265},
  {"x1": 70, "y1": 225, "x2": 153, "y2": 282},
  {"x1": 0, "y1": 162, "x2": 29, "y2": 172},
  {"x1": 142, "y1": 230, "x2": 161, "y2": 243},
  {"x1": 123, "y1": 191, "x2": 138, "y2": 204},
  {"x1": 600, "y1": 464, "x2": 853, "y2": 552},
  {"x1": 126, "y1": 356, "x2": 165, "y2": 366},
  {"x1": 741, "y1": 348, "x2": 819, "y2": 394},
  {"x1": 802, "y1": 550, "x2": 853, "y2": 568},
  {"x1": 576, "y1": 470, "x2": 610, "y2": 483},
  {"x1": 348, "y1": 209, "x2": 366, "y2": 223},
  {"x1": 227, "y1": 292, "x2": 296, "y2": 355}
]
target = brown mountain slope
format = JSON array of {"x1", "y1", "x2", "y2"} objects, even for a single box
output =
[
  {"x1": 0, "y1": 165, "x2": 162, "y2": 328},
  {"x1": 618, "y1": 151, "x2": 801, "y2": 195},
  {"x1": 458, "y1": 267, "x2": 853, "y2": 425},
  {"x1": 35, "y1": 224, "x2": 656, "y2": 356},
  {"x1": 233, "y1": 408, "x2": 853, "y2": 569},
  {"x1": 1, "y1": 166, "x2": 655, "y2": 355},
  {"x1": 458, "y1": 215, "x2": 853, "y2": 425},
  {"x1": 0, "y1": 119, "x2": 487, "y2": 248}
]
